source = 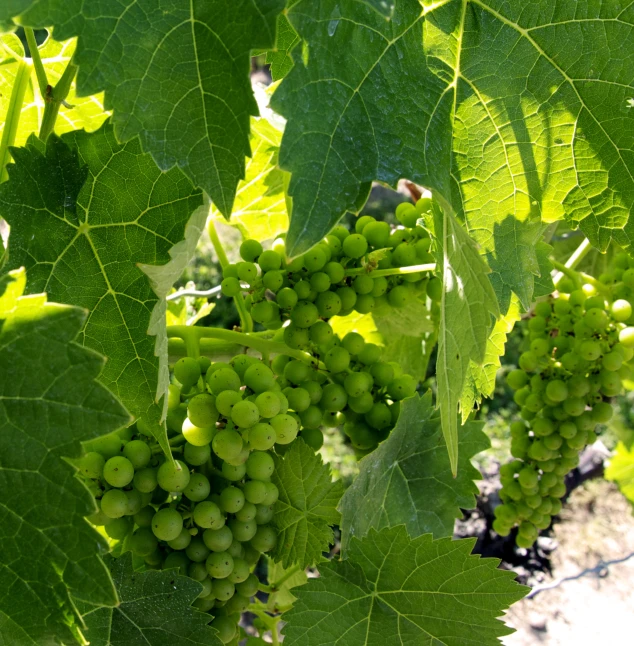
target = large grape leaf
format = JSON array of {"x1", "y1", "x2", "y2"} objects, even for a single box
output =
[
  {"x1": 210, "y1": 118, "x2": 289, "y2": 241},
  {"x1": 0, "y1": 268, "x2": 130, "y2": 646},
  {"x1": 1, "y1": 0, "x2": 285, "y2": 215},
  {"x1": 0, "y1": 33, "x2": 108, "y2": 151},
  {"x1": 431, "y1": 206, "x2": 499, "y2": 473},
  {"x1": 79, "y1": 554, "x2": 221, "y2": 646},
  {"x1": 283, "y1": 525, "x2": 527, "y2": 646},
  {"x1": 272, "y1": 439, "x2": 344, "y2": 568},
  {"x1": 339, "y1": 392, "x2": 488, "y2": 554},
  {"x1": 0, "y1": 125, "x2": 204, "y2": 452}
]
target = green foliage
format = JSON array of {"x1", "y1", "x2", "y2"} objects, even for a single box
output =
[
  {"x1": 266, "y1": 14, "x2": 300, "y2": 82},
  {"x1": 0, "y1": 1, "x2": 285, "y2": 214},
  {"x1": 266, "y1": 560, "x2": 308, "y2": 613},
  {"x1": 79, "y1": 554, "x2": 221, "y2": 646},
  {"x1": 0, "y1": 125, "x2": 204, "y2": 450},
  {"x1": 272, "y1": 439, "x2": 344, "y2": 568},
  {"x1": 431, "y1": 206, "x2": 499, "y2": 472},
  {"x1": 606, "y1": 442, "x2": 634, "y2": 505},
  {"x1": 210, "y1": 118, "x2": 289, "y2": 241},
  {"x1": 282, "y1": 525, "x2": 528, "y2": 645},
  {"x1": 0, "y1": 268, "x2": 129, "y2": 646},
  {"x1": 339, "y1": 392, "x2": 489, "y2": 553}
]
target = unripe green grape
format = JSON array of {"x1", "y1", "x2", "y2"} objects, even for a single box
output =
[
  {"x1": 219, "y1": 486, "x2": 245, "y2": 514},
  {"x1": 348, "y1": 392, "x2": 373, "y2": 414},
  {"x1": 519, "y1": 351, "x2": 539, "y2": 372},
  {"x1": 206, "y1": 551, "x2": 234, "y2": 579},
  {"x1": 242, "y1": 479, "x2": 267, "y2": 504},
  {"x1": 168, "y1": 528, "x2": 192, "y2": 551},
  {"x1": 325, "y1": 346, "x2": 350, "y2": 373},
  {"x1": 212, "y1": 430, "x2": 243, "y2": 461},
  {"x1": 284, "y1": 387, "x2": 311, "y2": 412},
  {"x1": 221, "y1": 277, "x2": 241, "y2": 297},
  {"x1": 235, "y1": 573, "x2": 259, "y2": 598},
  {"x1": 339, "y1": 333, "x2": 363, "y2": 356},
  {"x1": 530, "y1": 337, "x2": 549, "y2": 357},
  {"x1": 223, "y1": 264, "x2": 240, "y2": 279},
  {"x1": 299, "y1": 427, "x2": 323, "y2": 450},
  {"x1": 227, "y1": 518, "x2": 258, "y2": 542},
  {"x1": 336, "y1": 286, "x2": 357, "y2": 311},
  {"x1": 77, "y1": 451, "x2": 106, "y2": 479},
  {"x1": 103, "y1": 456, "x2": 134, "y2": 488},
  {"x1": 314, "y1": 291, "x2": 342, "y2": 318},
  {"x1": 321, "y1": 383, "x2": 348, "y2": 412},
  {"x1": 131, "y1": 468, "x2": 157, "y2": 494},
  {"x1": 388, "y1": 375, "x2": 417, "y2": 400},
  {"x1": 363, "y1": 221, "x2": 390, "y2": 248},
  {"x1": 386, "y1": 285, "x2": 408, "y2": 308},
  {"x1": 183, "y1": 473, "x2": 211, "y2": 502},
  {"x1": 270, "y1": 413, "x2": 299, "y2": 444},
  {"x1": 157, "y1": 459, "x2": 190, "y2": 493},
  {"x1": 253, "y1": 392, "x2": 279, "y2": 419},
  {"x1": 357, "y1": 343, "x2": 381, "y2": 365},
  {"x1": 250, "y1": 300, "x2": 275, "y2": 324},
  {"x1": 354, "y1": 294, "x2": 375, "y2": 314},
  {"x1": 181, "y1": 418, "x2": 214, "y2": 447},
  {"x1": 220, "y1": 462, "x2": 245, "y2": 483},
  {"x1": 104, "y1": 516, "x2": 132, "y2": 541},
  {"x1": 355, "y1": 215, "x2": 375, "y2": 234},
  {"x1": 237, "y1": 261, "x2": 258, "y2": 283},
  {"x1": 133, "y1": 506, "x2": 155, "y2": 529},
  {"x1": 212, "y1": 579, "x2": 236, "y2": 604},
  {"x1": 518, "y1": 467, "x2": 538, "y2": 489},
  {"x1": 308, "y1": 321, "x2": 332, "y2": 346},
  {"x1": 301, "y1": 246, "x2": 326, "y2": 271},
  {"x1": 369, "y1": 361, "x2": 393, "y2": 387},
  {"x1": 226, "y1": 559, "x2": 250, "y2": 586},
  {"x1": 185, "y1": 394, "x2": 217, "y2": 429},
  {"x1": 558, "y1": 420, "x2": 577, "y2": 439},
  {"x1": 123, "y1": 489, "x2": 143, "y2": 516},
  {"x1": 262, "y1": 482, "x2": 279, "y2": 506},
  {"x1": 186, "y1": 537, "x2": 211, "y2": 563},
  {"x1": 284, "y1": 360, "x2": 310, "y2": 385},
  {"x1": 299, "y1": 405, "x2": 322, "y2": 429},
  {"x1": 181, "y1": 445, "x2": 210, "y2": 471},
  {"x1": 203, "y1": 525, "x2": 233, "y2": 552},
  {"x1": 258, "y1": 249, "x2": 282, "y2": 272},
  {"x1": 545, "y1": 379, "x2": 568, "y2": 402},
  {"x1": 563, "y1": 397, "x2": 586, "y2": 417},
  {"x1": 246, "y1": 451, "x2": 275, "y2": 480},
  {"x1": 584, "y1": 307, "x2": 608, "y2": 331},
  {"x1": 240, "y1": 239, "x2": 263, "y2": 262},
  {"x1": 353, "y1": 274, "x2": 374, "y2": 295},
  {"x1": 300, "y1": 380, "x2": 323, "y2": 405},
  {"x1": 276, "y1": 287, "x2": 298, "y2": 310},
  {"x1": 310, "y1": 271, "x2": 331, "y2": 293},
  {"x1": 289, "y1": 301, "x2": 318, "y2": 328},
  {"x1": 229, "y1": 400, "x2": 258, "y2": 429},
  {"x1": 532, "y1": 417, "x2": 554, "y2": 437},
  {"x1": 424, "y1": 277, "x2": 441, "y2": 302},
  {"x1": 283, "y1": 322, "x2": 310, "y2": 349},
  {"x1": 207, "y1": 368, "x2": 242, "y2": 395},
  {"x1": 245, "y1": 422, "x2": 275, "y2": 451},
  {"x1": 100, "y1": 489, "x2": 129, "y2": 519},
  {"x1": 543, "y1": 433, "x2": 563, "y2": 451},
  {"x1": 506, "y1": 369, "x2": 528, "y2": 390},
  {"x1": 392, "y1": 242, "x2": 417, "y2": 267},
  {"x1": 151, "y1": 508, "x2": 183, "y2": 541},
  {"x1": 242, "y1": 363, "x2": 275, "y2": 393},
  {"x1": 293, "y1": 280, "x2": 311, "y2": 300},
  {"x1": 342, "y1": 233, "x2": 368, "y2": 259},
  {"x1": 250, "y1": 525, "x2": 277, "y2": 552},
  {"x1": 600, "y1": 370, "x2": 622, "y2": 395},
  {"x1": 591, "y1": 401, "x2": 613, "y2": 423},
  {"x1": 611, "y1": 298, "x2": 632, "y2": 322},
  {"x1": 395, "y1": 202, "x2": 418, "y2": 227},
  {"x1": 174, "y1": 357, "x2": 201, "y2": 389}
]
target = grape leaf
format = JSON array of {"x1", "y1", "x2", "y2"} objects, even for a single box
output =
[
  {"x1": 432, "y1": 206, "x2": 499, "y2": 473},
  {"x1": 266, "y1": 14, "x2": 300, "y2": 82},
  {"x1": 271, "y1": 439, "x2": 344, "y2": 568},
  {"x1": 606, "y1": 441, "x2": 634, "y2": 505},
  {"x1": 461, "y1": 297, "x2": 521, "y2": 420},
  {"x1": 1, "y1": 0, "x2": 285, "y2": 215},
  {"x1": 282, "y1": 525, "x2": 528, "y2": 646},
  {"x1": 266, "y1": 559, "x2": 308, "y2": 613},
  {"x1": 211, "y1": 118, "x2": 289, "y2": 241},
  {"x1": 0, "y1": 33, "x2": 108, "y2": 152},
  {"x1": 339, "y1": 392, "x2": 488, "y2": 554},
  {"x1": 273, "y1": 0, "x2": 634, "y2": 264},
  {"x1": 79, "y1": 554, "x2": 221, "y2": 646},
  {"x1": 0, "y1": 125, "x2": 204, "y2": 452},
  {"x1": 534, "y1": 240, "x2": 555, "y2": 299},
  {"x1": 0, "y1": 268, "x2": 129, "y2": 646}
]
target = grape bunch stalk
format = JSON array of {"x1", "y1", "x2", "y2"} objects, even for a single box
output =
[
  {"x1": 495, "y1": 253, "x2": 634, "y2": 548},
  {"x1": 220, "y1": 196, "x2": 441, "y2": 344}
]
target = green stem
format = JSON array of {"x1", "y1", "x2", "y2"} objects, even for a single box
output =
[
  {"x1": 550, "y1": 260, "x2": 582, "y2": 290},
  {"x1": 39, "y1": 59, "x2": 77, "y2": 141},
  {"x1": 345, "y1": 262, "x2": 436, "y2": 278},
  {"x1": 208, "y1": 219, "x2": 253, "y2": 332},
  {"x1": 24, "y1": 28, "x2": 48, "y2": 98},
  {"x1": 168, "y1": 337, "x2": 243, "y2": 361},
  {"x1": 271, "y1": 622, "x2": 280, "y2": 646},
  {"x1": 565, "y1": 237, "x2": 593, "y2": 271},
  {"x1": 0, "y1": 57, "x2": 31, "y2": 182},
  {"x1": 167, "y1": 325, "x2": 325, "y2": 370}
]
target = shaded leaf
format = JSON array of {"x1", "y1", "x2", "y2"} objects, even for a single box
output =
[
  {"x1": 0, "y1": 268, "x2": 129, "y2": 646},
  {"x1": 272, "y1": 439, "x2": 344, "y2": 568},
  {"x1": 606, "y1": 441, "x2": 634, "y2": 505},
  {"x1": 283, "y1": 525, "x2": 528, "y2": 646},
  {"x1": 266, "y1": 559, "x2": 308, "y2": 613},
  {"x1": 0, "y1": 125, "x2": 204, "y2": 451},
  {"x1": 80, "y1": 554, "x2": 221, "y2": 646},
  {"x1": 339, "y1": 392, "x2": 488, "y2": 554}
]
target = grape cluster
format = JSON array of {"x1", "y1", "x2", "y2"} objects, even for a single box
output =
[
  {"x1": 79, "y1": 354, "x2": 299, "y2": 644},
  {"x1": 495, "y1": 259, "x2": 634, "y2": 548},
  {"x1": 220, "y1": 197, "x2": 441, "y2": 347}
]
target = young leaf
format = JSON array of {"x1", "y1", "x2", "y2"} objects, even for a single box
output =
[
  {"x1": 266, "y1": 560, "x2": 308, "y2": 613},
  {"x1": 271, "y1": 439, "x2": 344, "y2": 568},
  {"x1": 210, "y1": 118, "x2": 289, "y2": 241},
  {"x1": 79, "y1": 554, "x2": 221, "y2": 646},
  {"x1": 338, "y1": 392, "x2": 488, "y2": 554},
  {"x1": 0, "y1": 268, "x2": 130, "y2": 646},
  {"x1": 1, "y1": 0, "x2": 285, "y2": 215},
  {"x1": 282, "y1": 526, "x2": 528, "y2": 646},
  {"x1": 0, "y1": 125, "x2": 204, "y2": 452},
  {"x1": 432, "y1": 206, "x2": 499, "y2": 473},
  {"x1": 273, "y1": 0, "x2": 634, "y2": 265}
]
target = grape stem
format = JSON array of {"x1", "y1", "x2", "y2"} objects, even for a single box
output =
[
  {"x1": 345, "y1": 262, "x2": 436, "y2": 278},
  {"x1": 552, "y1": 237, "x2": 593, "y2": 286},
  {"x1": 207, "y1": 219, "x2": 253, "y2": 332},
  {"x1": 24, "y1": 29, "x2": 48, "y2": 98},
  {"x1": 167, "y1": 325, "x2": 326, "y2": 370},
  {"x1": 268, "y1": 562, "x2": 303, "y2": 590},
  {"x1": 39, "y1": 57, "x2": 77, "y2": 141},
  {"x1": 166, "y1": 285, "x2": 222, "y2": 301}
]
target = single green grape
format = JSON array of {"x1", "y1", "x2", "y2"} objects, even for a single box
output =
[
  {"x1": 100, "y1": 489, "x2": 129, "y2": 519},
  {"x1": 103, "y1": 456, "x2": 135, "y2": 488},
  {"x1": 183, "y1": 443, "x2": 211, "y2": 467},
  {"x1": 246, "y1": 451, "x2": 275, "y2": 480},
  {"x1": 151, "y1": 508, "x2": 183, "y2": 541},
  {"x1": 250, "y1": 525, "x2": 277, "y2": 552},
  {"x1": 76, "y1": 451, "x2": 106, "y2": 479},
  {"x1": 206, "y1": 551, "x2": 234, "y2": 579},
  {"x1": 244, "y1": 363, "x2": 276, "y2": 392},
  {"x1": 157, "y1": 459, "x2": 191, "y2": 492}
]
